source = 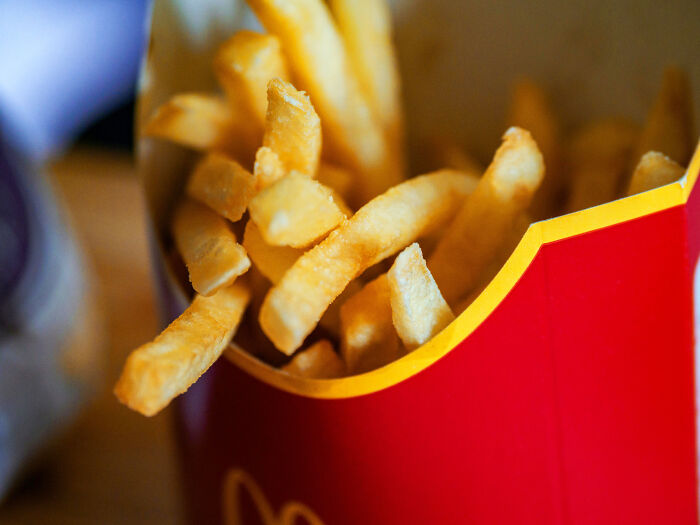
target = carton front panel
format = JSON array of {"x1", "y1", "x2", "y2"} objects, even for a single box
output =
[
  {"x1": 173, "y1": 202, "x2": 699, "y2": 524},
  {"x1": 687, "y1": 162, "x2": 700, "y2": 268},
  {"x1": 544, "y1": 205, "x2": 697, "y2": 524},
  {"x1": 176, "y1": 258, "x2": 562, "y2": 525}
]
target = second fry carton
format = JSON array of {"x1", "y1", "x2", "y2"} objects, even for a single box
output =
[{"x1": 138, "y1": 0, "x2": 700, "y2": 523}]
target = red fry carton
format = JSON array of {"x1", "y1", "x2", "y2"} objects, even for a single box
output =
[{"x1": 139, "y1": 0, "x2": 700, "y2": 523}]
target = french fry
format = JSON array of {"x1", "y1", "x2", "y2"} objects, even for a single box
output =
[
  {"x1": 452, "y1": 212, "x2": 532, "y2": 313},
  {"x1": 428, "y1": 127, "x2": 544, "y2": 306},
  {"x1": 388, "y1": 243, "x2": 454, "y2": 350},
  {"x1": 246, "y1": 0, "x2": 400, "y2": 201},
  {"x1": 340, "y1": 275, "x2": 401, "y2": 374},
  {"x1": 114, "y1": 283, "x2": 250, "y2": 416},
  {"x1": 242, "y1": 221, "x2": 303, "y2": 283},
  {"x1": 627, "y1": 151, "x2": 685, "y2": 196},
  {"x1": 232, "y1": 267, "x2": 290, "y2": 368},
  {"x1": 172, "y1": 199, "x2": 250, "y2": 296},
  {"x1": 186, "y1": 152, "x2": 257, "y2": 222},
  {"x1": 281, "y1": 340, "x2": 345, "y2": 378},
  {"x1": 248, "y1": 171, "x2": 346, "y2": 248},
  {"x1": 633, "y1": 66, "x2": 694, "y2": 168},
  {"x1": 319, "y1": 279, "x2": 362, "y2": 337},
  {"x1": 264, "y1": 78, "x2": 322, "y2": 176},
  {"x1": 254, "y1": 146, "x2": 286, "y2": 190},
  {"x1": 565, "y1": 119, "x2": 639, "y2": 212},
  {"x1": 331, "y1": 191, "x2": 353, "y2": 218},
  {"x1": 260, "y1": 169, "x2": 479, "y2": 354},
  {"x1": 316, "y1": 162, "x2": 355, "y2": 203},
  {"x1": 429, "y1": 137, "x2": 483, "y2": 175},
  {"x1": 508, "y1": 78, "x2": 562, "y2": 219},
  {"x1": 144, "y1": 93, "x2": 239, "y2": 153},
  {"x1": 329, "y1": 0, "x2": 405, "y2": 176},
  {"x1": 454, "y1": 284, "x2": 488, "y2": 315},
  {"x1": 214, "y1": 31, "x2": 290, "y2": 131}
]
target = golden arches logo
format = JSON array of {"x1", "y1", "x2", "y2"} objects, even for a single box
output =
[{"x1": 223, "y1": 468, "x2": 325, "y2": 525}]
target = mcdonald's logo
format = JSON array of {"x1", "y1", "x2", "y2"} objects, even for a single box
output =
[{"x1": 223, "y1": 468, "x2": 325, "y2": 525}]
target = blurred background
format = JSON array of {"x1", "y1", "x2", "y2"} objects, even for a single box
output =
[{"x1": 0, "y1": 1, "x2": 183, "y2": 522}]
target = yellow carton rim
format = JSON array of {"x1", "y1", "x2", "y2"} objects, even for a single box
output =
[{"x1": 220, "y1": 145, "x2": 700, "y2": 399}]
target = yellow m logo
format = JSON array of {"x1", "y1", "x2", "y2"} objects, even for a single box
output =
[{"x1": 223, "y1": 468, "x2": 325, "y2": 525}]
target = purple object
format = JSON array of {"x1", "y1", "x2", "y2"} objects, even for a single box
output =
[{"x1": 0, "y1": 0, "x2": 148, "y2": 161}]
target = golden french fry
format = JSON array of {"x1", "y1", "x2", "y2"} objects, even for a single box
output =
[
  {"x1": 242, "y1": 221, "x2": 303, "y2": 283},
  {"x1": 565, "y1": 119, "x2": 639, "y2": 212},
  {"x1": 442, "y1": 213, "x2": 530, "y2": 316},
  {"x1": 264, "y1": 78, "x2": 322, "y2": 176},
  {"x1": 186, "y1": 152, "x2": 257, "y2": 222},
  {"x1": 340, "y1": 275, "x2": 401, "y2": 374},
  {"x1": 214, "y1": 30, "x2": 290, "y2": 130},
  {"x1": 508, "y1": 78, "x2": 562, "y2": 219},
  {"x1": 318, "y1": 279, "x2": 362, "y2": 337},
  {"x1": 260, "y1": 169, "x2": 479, "y2": 354},
  {"x1": 248, "y1": 171, "x2": 346, "y2": 248},
  {"x1": 388, "y1": 243, "x2": 454, "y2": 350},
  {"x1": 634, "y1": 66, "x2": 694, "y2": 167},
  {"x1": 429, "y1": 137, "x2": 483, "y2": 175},
  {"x1": 428, "y1": 127, "x2": 544, "y2": 306},
  {"x1": 627, "y1": 151, "x2": 685, "y2": 196},
  {"x1": 172, "y1": 199, "x2": 250, "y2": 296},
  {"x1": 254, "y1": 146, "x2": 286, "y2": 190},
  {"x1": 453, "y1": 284, "x2": 487, "y2": 315},
  {"x1": 114, "y1": 283, "x2": 250, "y2": 416},
  {"x1": 329, "y1": 0, "x2": 405, "y2": 176},
  {"x1": 330, "y1": 191, "x2": 353, "y2": 218},
  {"x1": 143, "y1": 93, "x2": 239, "y2": 153},
  {"x1": 232, "y1": 268, "x2": 290, "y2": 368},
  {"x1": 316, "y1": 162, "x2": 355, "y2": 202},
  {"x1": 246, "y1": 0, "x2": 400, "y2": 201},
  {"x1": 453, "y1": 212, "x2": 532, "y2": 313},
  {"x1": 281, "y1": 339, "x2": 345, "y2": 378}
]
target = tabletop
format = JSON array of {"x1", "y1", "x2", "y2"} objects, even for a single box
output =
[{"x1": 0, "y1": 149, "x2": 184, "y2": 524}]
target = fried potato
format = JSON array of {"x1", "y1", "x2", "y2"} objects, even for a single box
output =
[
  {"x1": 143, "y1": 93, "x2": 239, "y2": 153},
  {"x1": 254, "y1": 146, "x2": 286, "y2": 190},
  {"x1": 233, "y1": 267, "x2": 290, "y2": 367},
  {"x1": 281, "y1": 339, "x2": 345, "y2": 378},
  {"x1": 428, "y1": 127, "x2": 544, "y2": 306},
  {"x1": 565, "y1": 119, "x2": 639, "y2": 212},
  {"x1": 114, "y1": 283, "x2": 250, "y2": 416},
  {"x1": 246, "y1": 0, "x2": 400, "y2": 201},
  {"x1": 452, "y1": 212, "x2": 532, "y2": 313},
  {"x1": 318, "y1": 279, "x2": 361, "y2": 337},
  {"x1": 454, "y1": 284, "x2": 487, "y2": 315},
  {"x1": 316, "y1": 162, "x2": 355, "y2": 203},
  {"x1": 634, "y1": 66, "x2": 694, "y2": 168},
  {"x1": 264, "y1": 78, "x2": 322, "y2": 176},
  {"x1": 214, "y1": 31, "x2": 290, "y2": 131},
  {"x1": 242, "y1": 221, "x2": 303, "y2": 283},
  {"x1": 508, "y1": 78, "x2": 562, "y2": 219},
  {"x1": 329, "y1": 0, "x2": 405, "y2": 177},
  {"x1": 627, "y1": 151, "x2": 685, "y2": 196},
  {"x1": 172, "y1": 199, "x2": 250, "y2": 296},
  {"x1": 428, "y1": 137, "x2": 483, "y2": 175},
  {"x1": 259, "y1": 169, "x2": 479, "y2": 354},
  {"x1": 330, "y1": 190, "x2": 353, "y2": 218},
  {"x1": 340, "y1": 275, "x2": 401, "y2": 374},
  {"x1": 248, "y1": 171, "x2": 346, "y2": 248},
  {"x1": 186, "y1": 152, "x2": 257, "y2": 222},
  {"x1": 388, "y1": 243, "x2": 454, "y2": 350}
]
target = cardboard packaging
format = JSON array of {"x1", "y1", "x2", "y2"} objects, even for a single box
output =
[{"x1": 139, "y1": 0, "x2": 700, "y2": 523}]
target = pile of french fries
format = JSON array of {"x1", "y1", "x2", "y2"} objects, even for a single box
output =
[{"x1": 115, "y1": 0, "x2": 696, "y2": 416}]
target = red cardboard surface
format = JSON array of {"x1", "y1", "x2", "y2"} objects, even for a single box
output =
[{"x1": 169, "y1": 161, "x2": 700, "y2": 524}]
